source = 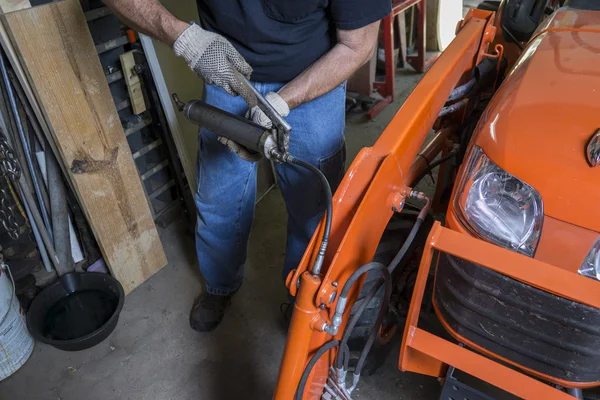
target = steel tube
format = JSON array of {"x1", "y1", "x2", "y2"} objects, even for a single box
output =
[
  {"x1": 47, "y1": 149, "x2": 72, "y2": 272},
  {"x1": 20, "y1": 186, "x2": 53, "y2": 273},
  {"x1": 17, "y1": 181, "x2": 62, "y2": 273},
  {"x1": 0, "y1": 54, "x2": 53, "y2": 241}
]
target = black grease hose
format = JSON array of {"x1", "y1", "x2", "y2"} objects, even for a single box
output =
[
  {"x1": 334, "y1": 264, "x2": 390, "y2": 369},
  {"x1": 288, "y1": 157, "x2": 333, "y2": 276},
  {"x1": 295, "y1": 340, "x2": 340, "y2": 400}
]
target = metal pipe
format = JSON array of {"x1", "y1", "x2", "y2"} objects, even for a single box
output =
[
  {"x1": 0, "y1": 54, "x2": 53, "y2": 242},
  {"x1": 20, "y1": 185, "x2": 53, "y2": 272},
  {"x1": 7, "y1": 70, "x2": 45, "y2": 149},
  {"x1": 47, "y1": 148, "x2": 72, "y2": 272},
  {"x1": 17, "y1": 180, "x2": 62, "y2": 272}
]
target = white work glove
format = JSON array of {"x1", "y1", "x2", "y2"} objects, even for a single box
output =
[
  {"x1": 246, "y1": 92, "x2": 290, "y2": 128},
  {"x1": 173, "y1": 24, "x2": 254, "y2": 104}
]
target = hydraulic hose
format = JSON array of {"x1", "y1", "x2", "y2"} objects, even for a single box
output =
[
  {"x1": 335, "y1": 193, "x2": 431, "y2": 380},
  {"x1": 288, "y1": 156, "x2": 333, "y2": 276},
  {"x1": 295, "y1": 340, "x2": 340, "y2": 400},
  {"x1": 387, "y1": 194, "x2": 430, "y2": 275},
  {"x1": 335, "y1": 268, "x2": 390, "y2": 370},
  {"x1": 353, "y1": 270, "x2": 392, "y2": 378}
]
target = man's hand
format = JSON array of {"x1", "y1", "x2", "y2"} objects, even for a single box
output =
[
  {"x1": 245, "y1": 92, "x2": 290, "y2": 128},
  {"x1": 173, "y1": 24, "x2": 254, "y2": 103},
  {"x1": 102, "y1": 0, "x2": 253, "y2": 101}
]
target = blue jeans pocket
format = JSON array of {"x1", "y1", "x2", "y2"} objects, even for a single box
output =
[{"x1": 318, "y1": 143, "x2": 346, "y2": 208}]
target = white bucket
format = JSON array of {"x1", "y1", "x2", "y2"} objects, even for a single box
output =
[{"x1": 0, "y1": 263, "x2": 34, "y2": 380}]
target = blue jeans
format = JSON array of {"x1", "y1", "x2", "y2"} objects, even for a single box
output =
[{"x1": 196, "y1": 82, "x2": 346, "y2": 296}]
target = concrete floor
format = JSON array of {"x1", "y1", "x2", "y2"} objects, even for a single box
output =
[{"x1": 0, "y1": 68, "x2": 447, "y2": 400}]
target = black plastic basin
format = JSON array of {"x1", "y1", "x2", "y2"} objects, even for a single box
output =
[{"x1": 27, "y1": 272, "x2": 124, "y2": 351}]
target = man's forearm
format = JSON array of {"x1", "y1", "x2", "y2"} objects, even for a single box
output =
[
  {"x1": 103, "y1": 0, "x2": 189, "y2": 45},
  {"x1": 278, "y1": 21, "x2": 380, "y2": 110}
]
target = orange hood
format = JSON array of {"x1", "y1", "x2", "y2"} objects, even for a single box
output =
[{"x1": 472, "y1": 10, "x2": 600, "y2": 233}]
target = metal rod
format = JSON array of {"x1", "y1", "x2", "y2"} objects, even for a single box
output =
[
  {"x1": 133, "y1": 139, "x2": 162, "y2": 159},
  {"x1": 115, "y1": 98, "x2": 131, "y2": 112},
  {"x1": 85, "y1": 6, "x2": 113, "y2": 21},
  {"x1": 7, "y1": 70, "x2": 45, "y2": 149},
  {"x1": 96, "y1": 36, "x2": 128, "y2": 54},
  {"x1": 17, "y1": 181, "x2": 61, "y2": 272},
  {"x1": 0, "y1": 54, "x2": 53, "y2": 242},
  {"x1": 106, "y1": 70, "x2": 124, "y2": 85},
  {"x1": 125, "y1": 117, "x2": 151, "y2": 137},
  {"x1": 141, "y1": 159, "x2": 169, "y2": 180},
  {"x1": 148, "y1": 179, "x2": 175, "y2": 199},
  {"x1": 20, "y1": 184, "x2": 53, "y2": 272}
]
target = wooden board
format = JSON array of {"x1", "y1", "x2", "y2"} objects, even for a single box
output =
[
  {"x1": 3, "y1": 0, "x2": 167, "y2": 294},
  {"x1": 120, "y1": 51, "x2": 146, "y2": 115},
  {"x1": 0, "y1": 0, "x2": 29, "y2": 13}
]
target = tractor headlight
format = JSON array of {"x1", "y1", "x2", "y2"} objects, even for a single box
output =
[
  {"x1": 455, "y1": 146, "x2": 544, "y2": 256},
  {"x1": 579, "y1": 238, "x2": 600, "y2": 281}
]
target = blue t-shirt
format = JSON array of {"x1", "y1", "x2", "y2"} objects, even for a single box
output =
[{"x1": 197, "y1": 0, "x2": 391, "y2": 83}]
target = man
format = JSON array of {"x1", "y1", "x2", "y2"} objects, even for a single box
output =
[{"x1": 104, "y1": 0, "x2": 391, "y2": 332}]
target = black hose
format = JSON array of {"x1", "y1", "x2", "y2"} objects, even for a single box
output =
[
  {"x1": 410, "y1": 151, "x2": 457, "y2": 188},
  {"x1": 295, "y1": 340, "x2": 340, "y2": 400},
  {"x1": 387, "y1": 212, "x2": 426, "y2": 275},
  {"x1": 289, "y1": 157, "x2": 332, "y2": 275},
  {"x1": 334, "y1": 265, "x2": 390, "y2": 369},
  {"x1": 354, "y1": 269, "x2": 392, "y2": 375},
  {"x1": 501, "y1": 22, "x2": 524, "y2": 50},
  {"x1": 338, "y1": 262, "x2": 387, "y2": 300}
]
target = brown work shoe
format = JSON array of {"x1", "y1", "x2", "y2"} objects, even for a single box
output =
[{"x1": 189, "y1": 292, "x2": 233, "y2": 332}]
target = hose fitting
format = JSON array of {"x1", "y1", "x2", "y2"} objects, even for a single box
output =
[{"x1": 348, "y1": 373, "x2": 360, "y2": 393}]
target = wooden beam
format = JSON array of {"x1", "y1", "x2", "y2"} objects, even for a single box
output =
[
  {"x1": 0, "y1": 0, "x2": 30, "y2": 14},
  {"x1": 3, "y1": 0, "x2": 167, "y2": 294}
]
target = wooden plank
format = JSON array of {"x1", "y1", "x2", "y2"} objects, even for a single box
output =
[
  {"x1": 0, "y1": 0, "x2": 30, "y2": 13},
  {"x1": 3, "y1": 0, "x2": 167, "y2": 294},
  {"x1": 120, "y1": 51, "x2": 146, "y2": 114}
]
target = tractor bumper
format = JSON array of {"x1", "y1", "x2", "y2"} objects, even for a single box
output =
[{"x1": 400, "y1": 222, "x2": 600, "y2": 399}]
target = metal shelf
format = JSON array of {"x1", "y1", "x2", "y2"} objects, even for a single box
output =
[
  {"x1": 96, "y1": 36, "x2": 128, "y2": 54},
  {"x1": 132, "y1": 139, "x2": 162, "y2": 160}
]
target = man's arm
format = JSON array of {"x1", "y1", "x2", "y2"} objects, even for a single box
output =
[
  {"x1": 102, "y1": 0, "x2": 253, "y2": 100},
  {"x1": 102, "y1": 0, "x2": 189, "y2": 45},
  {"x1": 278, "y1": 21, "x2": 380, "y2": 110}
]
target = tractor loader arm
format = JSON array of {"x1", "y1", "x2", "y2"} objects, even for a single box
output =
[{"x1": 274, "y1": 9, "x2": 500, "y2": 400}]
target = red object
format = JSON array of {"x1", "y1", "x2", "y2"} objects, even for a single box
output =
[{"x1": 370, "y1": 0, "x2": 439, "y2": 118}]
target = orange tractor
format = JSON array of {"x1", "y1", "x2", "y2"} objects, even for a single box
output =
[{"x1": 274, "y1": 0, "x2": 600, "y2": 398}]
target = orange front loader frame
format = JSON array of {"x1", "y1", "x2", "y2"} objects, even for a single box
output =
[{"x1": 274, "y1": 9, "x2": 499, "y2": 400}]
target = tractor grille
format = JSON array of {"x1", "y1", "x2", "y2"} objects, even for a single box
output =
[{"x1": 434, "y1": 253, "x2": 600, "y2": 384}]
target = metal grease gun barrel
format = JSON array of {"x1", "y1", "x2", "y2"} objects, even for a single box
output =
[{"x1": 173, "y1": 94, "x2": 270, "y2": 155}]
